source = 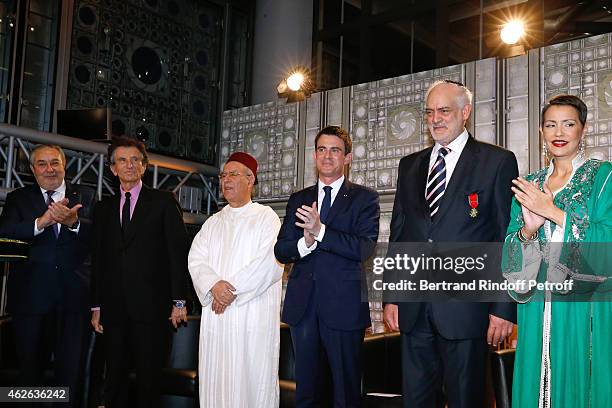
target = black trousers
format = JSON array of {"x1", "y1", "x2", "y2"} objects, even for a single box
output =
[
  {"x1": 12, "y1": 310, "x2": 90, "y2": 408},
  {"x1": 103, "y1": 319, "x2": 170, "y2": 408},
  {"x1": 401, "y1": 304, "x2": 487, "y2": 408},
  {"x1": 290, "y1": 284, "x2": 365, "y2": 408}
]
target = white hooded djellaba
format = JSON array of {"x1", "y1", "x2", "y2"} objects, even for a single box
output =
[{"x1": 188, "y1": 201, "x2": 283, "y2": 408}]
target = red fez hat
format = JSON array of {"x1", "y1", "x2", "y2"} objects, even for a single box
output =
[{"x1": 225, "y1": 152, "x2": 258, "y2": 184}]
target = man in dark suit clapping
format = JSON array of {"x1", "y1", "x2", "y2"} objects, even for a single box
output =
[
  {"x1": 0, "y1": 144, "x2": 96, "y2": 407},
  {"x1": 275, "y1": 126, "x2": 380, "y2": 408},
  {"x1": 90, "y1": 136, "x2": 190, "y2": 408},
  {"x1": 384, "y1": 80, "x2": 518, "y2": 408}
]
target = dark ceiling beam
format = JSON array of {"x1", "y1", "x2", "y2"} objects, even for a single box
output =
[
  {"x1": 313, "y1": 1, "x2": 454, "y2": 42},
  {"x1": 436, "y1": 0, "x2": 450, "y2": 68},
  {"x1": 543, "y1": 1, "x2": 590, "y2": 43},
  {"x1": 559, "y1": 21, "x2": 612, "y2": 33},
  {"x1": 359, "y1": 0, "x2": 372, "y2": 83},
  {"x1": 385, "y1": 20, "x2": 476, "y2": 66}
]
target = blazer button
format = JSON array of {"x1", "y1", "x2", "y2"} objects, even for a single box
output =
[{"x1": 427, "y1": 238, "x2": 433, "y2": 243}]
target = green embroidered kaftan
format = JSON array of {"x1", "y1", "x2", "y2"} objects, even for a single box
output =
[{"x1": 503, "y1": 157, "x2": 612, "y2": 408}]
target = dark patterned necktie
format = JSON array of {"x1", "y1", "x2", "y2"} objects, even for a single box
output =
[
  {"x1": 122, "y1": 191, "x2": 131, "y2": 233},
  {"x1": 319, "y1": 186, "x2": 332, "y2": 223},
  {"x1": 45, "y1": 190, "x2": 59, "y2": 238},
  {"x1": 426, "y1": 147, "x2": 450, "y2": 219}
]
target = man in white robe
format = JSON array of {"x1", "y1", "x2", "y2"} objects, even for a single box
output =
[{"x1": 188, "y1": 151, "x2": 283, "y2": 408}]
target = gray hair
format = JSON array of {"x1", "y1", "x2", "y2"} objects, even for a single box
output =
[
  {"x1": 29, "y1": 144, "x2": 66, "y2": 167},
  {"x1": 425, "y1": 80, "x2": 473, "y2": 107}
]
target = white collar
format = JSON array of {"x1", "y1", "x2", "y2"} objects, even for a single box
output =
[
  {"x1": 318, "y1": 175, "x2": 345, "y2": 192},
  {"x1": 546, "y1": 153, "x2": 586, "y2": 177},
  {"x1": 39, "y1": 180, "x2": 66, "y2": 196},
  {"x1": 432, "y1": 128, "x2": 469, "y2": 155},
  {"x1": 226, "y1": 200, "x2": 253, "y2": 211}
]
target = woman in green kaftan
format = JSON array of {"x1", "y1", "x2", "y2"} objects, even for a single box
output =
[{"x1": 503, "y1": 94, "x2": 612, "y2": 408}]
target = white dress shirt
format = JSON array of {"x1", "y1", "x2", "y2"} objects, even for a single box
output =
[
  {"x1": 297, "y1": 175, "x2": 345, "y2": 258},
  {"x1": 427, "y1": 129, "x2": 470, "y2": 196}
]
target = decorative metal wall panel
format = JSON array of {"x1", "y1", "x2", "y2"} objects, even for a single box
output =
[
  {"x1": 473, "y1": 58, "x2": 497, "y2": 144},
  {"x1": 506, "y1": 55, "x2": 530, "y2": 175},
  {"x1": 67, "y1": 0, "x2": 222, "y2": 164},
  {"x1": 326, "y1": 87, "x2": 343, "y2": 126},
  {"x1": 303, "y1": 92, "x2": 322, "y2": 188},
  {"x1": 348, "y1": 66, "x2": 464, "y2": 192},
  {"x1": 542, "y1": 34, "x2": 612, "y2": 162},
  {"x1": 220, "y1": 101, "x2": 299, "y2": 199}
]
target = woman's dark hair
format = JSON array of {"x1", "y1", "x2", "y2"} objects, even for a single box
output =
[{"x1": 541, "y1": 94, "x2": 587, "y2": 127}]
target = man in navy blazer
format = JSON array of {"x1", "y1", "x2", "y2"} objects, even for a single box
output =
[
  {"x1": 275, "y1": 126, "x2": 380, "y2": 407},
  {"x1": 0, "y1": 144, "x2": 96, "y2": 407},
  {"x1": 384, "y1": 81, "x2": 518, "y2": 408}
]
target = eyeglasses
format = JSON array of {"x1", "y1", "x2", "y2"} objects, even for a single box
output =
[
  {"x1": 218, "y1": 170, "x2": 252, "y2": 180},
  {"x1": 114, "y1": 157, "x2": 144, "y2": 166}
]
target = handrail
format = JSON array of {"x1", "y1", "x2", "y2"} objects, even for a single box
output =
[{"x1": 0, "y1": 123, "x2": 220, "y2": 211}]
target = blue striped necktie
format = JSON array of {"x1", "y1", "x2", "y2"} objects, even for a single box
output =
[{"x1": 426, "y1": 147, "x2": 450, "y2": 219}]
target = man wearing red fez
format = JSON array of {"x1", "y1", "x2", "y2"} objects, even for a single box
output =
[{"x1": 188, "y1": 151, "x2": 283, "y2": 407}]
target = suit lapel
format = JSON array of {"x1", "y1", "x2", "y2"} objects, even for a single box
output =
[
  {"x1": 433, "y1": 136, "x2": 479, "y2": 225},
  {"x1": 304, "y1": 185, "x2": 318, "y2": 208},
  {"x1": 123, "y1": 185, "x2": 152, "y2": 246},
  {"x1": 417, "y1": 148, "x2": 433, "y2": 220},
  {"x1": 110, "y1": 193, "x2": 122, "y2": 239},
  {"x1": 65, "y1": 184, "x2": 82, "y2": 208},
  {"x1": 324, "y1": 180, "x2": 350, "y2": 225},
  {"x1": 29, "y1": 185, "x2": 48, "y2": 218}
]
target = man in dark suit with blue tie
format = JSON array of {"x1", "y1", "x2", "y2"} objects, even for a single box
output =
[
  {"x1": 383, "y1": 80, "x2": 518, "y2": 408},
  {"x1": 275, "y1": 126, "x2": 380, "y2": 407},
  {"x1": 0, "y1": 144, "x2": 96, "y2": 407}
]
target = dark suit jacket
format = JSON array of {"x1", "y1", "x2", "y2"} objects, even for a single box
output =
[
  {"x1": 388, "y1": 136, "x2": 518, "y2": 339},
  {"x1": 91, "y1": 185, "x2": 190, "y2": 324},
  {"x1": 275, "y1": 180, "x2": 380, "y2": 331},
  {"x1": 0, "y1": 183, "x2": 96, "y2": 315}
]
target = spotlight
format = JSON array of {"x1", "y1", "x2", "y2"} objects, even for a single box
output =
[
  {"x1": 287, "y1": 72, "x2": 305, "y2": 91},
  {"x1": 500, "y1": 20, "x2": 524, "y2": 45},
  {"x1": 277, "y1": 67, "x2": 314, "y2": 103}
]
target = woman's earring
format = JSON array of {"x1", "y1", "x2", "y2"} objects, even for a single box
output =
[
  {"x1": 579, "y1": 138, "x2": 585, "y2": 156},
  {"x1": 542, "y1": 141, "x2": 549, "y2": 160}
]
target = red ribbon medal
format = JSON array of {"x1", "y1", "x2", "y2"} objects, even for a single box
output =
[{"x1": 468, "y1": 193, "x2": 479, "y2": 218}]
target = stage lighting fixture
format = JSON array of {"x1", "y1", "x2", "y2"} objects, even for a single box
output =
[
  {"x1": 278, "y1": 67, "x2": 314, "y2": 103},
  {"x1": 277, "y1": 80, "x2": 288, "y2": 94},
  {"x1": 501, "y1": 20, "x2": 524, "y2": 45},
  {"x1": 287, "y1": 72, "x2": 305, "y2": 91}
]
